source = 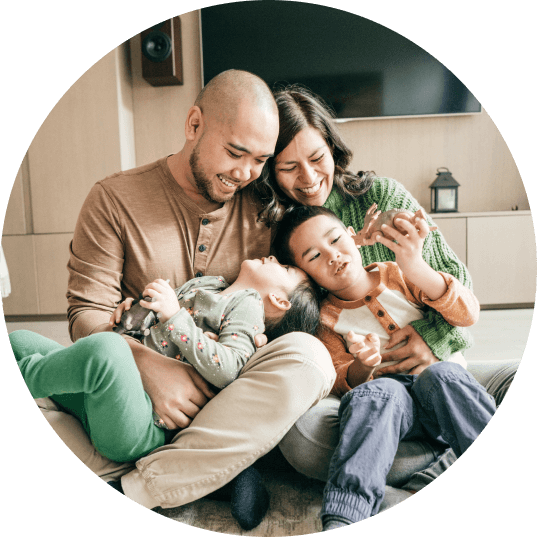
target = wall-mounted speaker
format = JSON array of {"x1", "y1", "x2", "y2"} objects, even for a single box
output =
[{"x1": 141, "y1": 17, "x2": 183, "y2": 86}]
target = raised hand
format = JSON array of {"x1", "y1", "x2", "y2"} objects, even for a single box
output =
[
  {"x1": 353, "y1": 203, "x2": 381, "y2": 246},
  {"x1": 374, "y1": 216, "x2": 430, "y2": 274}
]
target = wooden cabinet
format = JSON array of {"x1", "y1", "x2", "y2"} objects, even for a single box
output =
[
  {"x1": 433, "y1": 211, "x2": 536, "y2": 307},
  {"x1": 2, "y1": 44, "x2": 134, "y2": 317},
  {"x1": 1, "y1": 234, "x2": 73, "y2": 316}
]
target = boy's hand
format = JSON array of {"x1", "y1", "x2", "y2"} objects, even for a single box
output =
[
  {"x1": 109, "y1": 297, "x2": 135, "y2": 327},
  {"x1": 140, "y1": 279, "x2": 180, "y2": 323},
  {"x1": 375, "y1": 216, "x2": 430, "y2": 274},
  {"x1": 353, "y1": 203, "x2": 381, "y2": 246},
  {"x1": 348, "y1": 331, "x2": 381, "y2": 368}
]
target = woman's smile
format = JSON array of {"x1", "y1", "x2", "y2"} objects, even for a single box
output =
[
  {"x1": 275, "y1": 127, "x2": 335, "y2": 206},
  {"x1": 298, "y1": 180, "x2": 323, "y2": 195}
]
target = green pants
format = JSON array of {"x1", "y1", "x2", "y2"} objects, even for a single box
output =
[{"x1": 10, "y1": 330, "x2": 165, "y2": 462}]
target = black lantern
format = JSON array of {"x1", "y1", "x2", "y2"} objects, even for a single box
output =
[{"x1": 430, "y1": 167, "x2": 459, "y2": 213}]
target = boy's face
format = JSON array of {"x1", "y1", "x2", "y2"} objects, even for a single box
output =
[{"x1": 288, "y1": 215, "x2": 365, "y2": 297}]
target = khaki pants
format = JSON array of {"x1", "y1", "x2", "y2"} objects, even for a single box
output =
[{"x1": 37, "y1": 332, "x2": 335, "y2": 509}]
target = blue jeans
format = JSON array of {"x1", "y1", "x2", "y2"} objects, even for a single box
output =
[{"x1": 320, "y1": 362, "x2": 496, "y2": 523}]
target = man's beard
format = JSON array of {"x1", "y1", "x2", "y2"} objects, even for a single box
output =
[{"x1": 189, "y1": 140, "x2": 236, "y2": 204}]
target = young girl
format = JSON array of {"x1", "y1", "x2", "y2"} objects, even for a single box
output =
[
  {"x1": 9, "y1": 256, "x2": 321, "y2": 530},
  {"x1": 110, "y1": 256, "x2": 321, "y2": 427},
  {"x1": 273, "y1": 206, "x2": 496, "y2": 531}
]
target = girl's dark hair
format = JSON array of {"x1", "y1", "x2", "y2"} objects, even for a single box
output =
[
  {"x1": 273, "y1": 206, "x2": 345, "y2": 267},
  {"x1": 255, "y1": 84, "x2": 376, "y2": 226},
  {"x1": 264, "y1": 275, "x2": 322, "y2": 342}
]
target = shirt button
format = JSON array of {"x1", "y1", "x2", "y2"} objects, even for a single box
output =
[
  {"x1": 377, "y1": 310, "x2": 385, "y2": 317},
  {"x1": 364, "y1": 296, "x2": 371, "y2": 302},
  {"x1": 195, "y1": 272, "x2": 203, "y2": 278},
  {"x1": 388, "y1": 324, "x2": 396, "y2": 330},
  {"x1": 202, "y1": 218, "x2": 209, "y2": 226},
  {"x1": 199, "y1": 245, "x2": 206, "y2": 252}
]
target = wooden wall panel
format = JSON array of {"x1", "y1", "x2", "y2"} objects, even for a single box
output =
[
  {"x1": 3, "y1": 160, "x2": 29, "y2": 236},
  {"x1": 434, "y1": 217, "x2": 467, "y2": 265}
]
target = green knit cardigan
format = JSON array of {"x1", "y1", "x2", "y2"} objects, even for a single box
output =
[{"x1": 323, "y1": 177, "x2": 473, "y2": 359}]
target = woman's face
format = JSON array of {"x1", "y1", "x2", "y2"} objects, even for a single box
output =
[{"x1": 274, "y1": 127, "x2": 335, "y2": 206}]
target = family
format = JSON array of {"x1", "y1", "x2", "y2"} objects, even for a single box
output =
[{"x1": 10, "y1": 70, "x2": 518, "y2": 531}]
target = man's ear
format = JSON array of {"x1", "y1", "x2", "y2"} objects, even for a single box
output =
[
  {"x1": 268, "y1": 293, "x2": 292, "y2": 312},
  {"x1": 185, "y1": 106, "x2": 203, "y2": 141}
]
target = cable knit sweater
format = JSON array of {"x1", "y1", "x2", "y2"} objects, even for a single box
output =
[{"x1": 323, "y1": 177, "x2": 473, "y2": 359}]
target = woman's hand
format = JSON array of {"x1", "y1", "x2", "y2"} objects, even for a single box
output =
[
  {"x1": 140, "y1": 279, "x2": 180, "y2": 323},
  {"x1": 376, "y1": 325, "x2": 439, "y2": 376},
  {"x1": 109, "y1": 297, "x2": 134, "y2": 327}
]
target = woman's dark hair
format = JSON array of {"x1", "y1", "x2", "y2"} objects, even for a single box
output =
[
  {"x1": 273, "y1": 206, "x2": 345, "y2": 268},
  {"x1": 255, "y1": 84, "x2": 376, "y2": 226},
  {"x1": 264, "y1": 275, "x2": 323, "y2": 342}
]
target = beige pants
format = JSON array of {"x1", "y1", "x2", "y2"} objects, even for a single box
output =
[{"x1": 38, "y1": 332, "x2": 335, "y2": 509}]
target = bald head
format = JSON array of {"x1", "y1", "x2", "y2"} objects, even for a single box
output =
[
  {"x1": 195, "y1": 69, "x2": 277, "y2": 125},
  {"x1": 176, "y1": 70, "x2": 279, "y2": 208}
]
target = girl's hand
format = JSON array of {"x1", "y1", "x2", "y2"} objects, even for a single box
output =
[
  {"x1": 109, "y1": 297, "x2": 135, "y2": 327},
  {"x1": 375, "y1": 217, "x2": 430, "y2": 274},
  {"x1": 140, "y1": 279, "x2": 180, "y2": 323}
]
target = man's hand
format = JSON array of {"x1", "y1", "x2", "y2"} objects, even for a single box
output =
[
  {"x1": 109, "y1": 297, "x2": 134, "y2": 327},
  {"x1": 129, "y1": 341, "x2": 216, "y2": 430},
  {"x1": 377, "y1": 325, "x2": 439, "y2": 377}
]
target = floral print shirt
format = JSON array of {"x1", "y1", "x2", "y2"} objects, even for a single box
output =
[{"x1": 144, "y1": 276, "x2": 264, "y2": 389}]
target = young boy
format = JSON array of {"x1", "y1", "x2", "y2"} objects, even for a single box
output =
[{"x1": 273, "y1": 205, "x2": 496, "y2": 530}]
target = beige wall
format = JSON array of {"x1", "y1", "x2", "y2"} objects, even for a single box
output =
[
  {"x1": 127, "y1": 10, "x2": 526, "y2": 214},
  {"x1": 338, "y1": 110, "x2": 526, "y2": 213},
  {"x1": 0, "y1": 9, "x2": 530, "y2": 315},
  {"x1": 130, "y1": 9, "x2": 202, "y2": 166}
]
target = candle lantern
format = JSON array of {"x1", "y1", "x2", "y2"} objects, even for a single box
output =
[{"x1": 430, "y1": 167, "x2": 459, "y2": 213}]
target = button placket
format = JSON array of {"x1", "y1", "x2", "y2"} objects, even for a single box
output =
[
  {"x1": 194, "y1": 217, "x2": 212, "y2": 279},
  {"x1": 365, "y1": 296, "x2": 399, "y2": 334}
]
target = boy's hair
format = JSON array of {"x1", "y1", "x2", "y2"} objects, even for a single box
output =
[
  {"x1": 273, "y1": 206, "x2": 346, "y2": 267},
  {"x1": 264, "y1": 275, "x2": 322, "y2": 342}
]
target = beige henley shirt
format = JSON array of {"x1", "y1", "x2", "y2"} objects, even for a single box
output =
[{"x1": 67, "y1": 157, "x2": 272, "y2": 341}]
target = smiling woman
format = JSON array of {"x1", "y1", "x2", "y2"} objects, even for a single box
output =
[{"x1": 273, "y1": 127, "x2": 335, "y2": 206}]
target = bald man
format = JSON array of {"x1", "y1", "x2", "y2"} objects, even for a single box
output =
[{"x1": 38, "y1": 70, "x2": 335, "y2": 510}]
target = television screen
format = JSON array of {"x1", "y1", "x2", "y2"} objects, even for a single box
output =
[{"x1": 200, "y1": 2, "x2": 481, "y2": 120}]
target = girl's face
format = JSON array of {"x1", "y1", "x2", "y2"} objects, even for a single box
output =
[
  {"x1": 274, "y1": 127, "x2": 335, "y2": 206},
  {"x1": 238, "y1": 256, "x2": 307, "y2": 299}
]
